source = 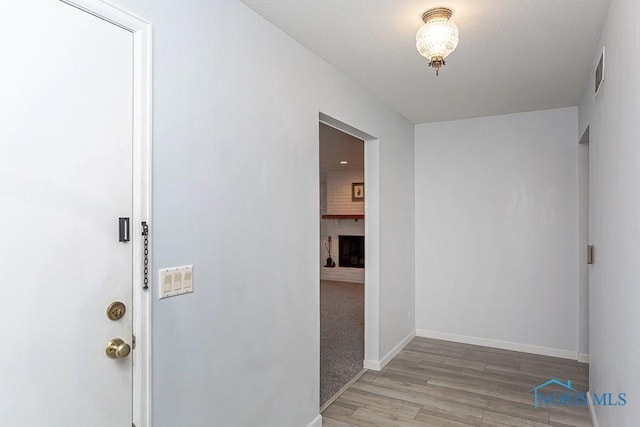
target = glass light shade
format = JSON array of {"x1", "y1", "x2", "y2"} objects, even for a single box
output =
[{"x1": 416, "y1": 16, "x2": 459, "y2": 61}]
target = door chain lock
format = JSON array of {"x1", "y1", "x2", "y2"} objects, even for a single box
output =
[{"x1": 142, "y1": 221, "x2": 149, "y2": 290}]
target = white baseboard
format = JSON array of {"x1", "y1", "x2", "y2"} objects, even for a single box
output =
[
  {"x1": 578, "y1": 353, "x2": 590, "y2": 364},
  {"x1": 587, "y1": 391, "x2": 599, "y2": 427},
  {"x1": 415, "y1": 329, "x2": 577, "y2": 360},
  {"x1": 363, "y1": 359, "x2": 381, "y2": 370},
  {"x1": 364, "y1": 330, "x2": 415, "y2": 371},
  {"x1": 305, "y1": 414, "x2": 322, "y2": 427}
]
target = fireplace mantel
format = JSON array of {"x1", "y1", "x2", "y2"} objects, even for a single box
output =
[{"x1": 321, "y1": 214, "x2": 364, "y2": 220}]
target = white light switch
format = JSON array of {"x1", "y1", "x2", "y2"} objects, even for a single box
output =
[
  {"x1": 183, "y1": 272, "x2": 192, "y2": 291},
  {"x1": 158, "y1": 265, "x2": 193, "y2": 299},
  {"x1": 162, "y1": 274, "x2": 172, "y2": 293},
  {"x1": 172, "y1": 272, "x2": 182, "y2": 291}
]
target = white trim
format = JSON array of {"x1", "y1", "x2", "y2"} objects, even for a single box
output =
[
  {"x1": 60, "y1": 0, "x2": 148, "y2": 30},
  {"x1": 364, "y1": 330, "x2": 416, "y2": 371},
  {"x1": 59, "y1": 1, "x2": 152, "y2": 426},
  {"x1": 363, "y1": 359, "x2": 381, "y2": 371},
  {"x1": 363, "y1": 139, "x2": 380, "y2": 364},
  {"x1": 578, "y1": 353, "x2": 590, "y2": 364},
  {"x1": 320, "y1": 369, "x2": 367, "y2": 413},
  {"x1": 319, "y1": 114, "x2": 376, "y2": 140},
  {"x1": 305, "y1": 414, "x2": 323, "y2": 427},
  {"x1": 416, "y1": 330, "x2": 578, "y2": 360},
  {"x1": 587, "y1": 391, "x2": 599, "y2": 427}
]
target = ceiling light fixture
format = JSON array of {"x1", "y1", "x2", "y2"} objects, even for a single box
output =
[
  {"x1": 340, "y1": 161, "x2": 348, "y2": 165},
  {"x1": 416, "y1": 7, "x2": 459, "y2": 76}
]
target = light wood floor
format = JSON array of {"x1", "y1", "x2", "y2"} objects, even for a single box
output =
[{"x1": 322, "y1": 337, "x2": 591, "y2": 426}]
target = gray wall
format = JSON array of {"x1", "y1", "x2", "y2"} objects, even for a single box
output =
[
  {"x1": 109, "y1": 0, "x2": 415, "y2": 425},
  {"x1": 578, "y1": 0, "x2": 640, "y2": 424},
  {"x1": 415, "y1": 108, "x2": 580, "y2": 355}
]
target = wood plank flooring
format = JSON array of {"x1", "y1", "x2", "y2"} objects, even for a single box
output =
[{"x1": 321, "y1": 337, "x2": 591, "y2": 426}]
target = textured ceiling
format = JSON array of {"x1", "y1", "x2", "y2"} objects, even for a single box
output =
[{"x1": 239, "y1": 0, "x2": 611, "y2": 123}]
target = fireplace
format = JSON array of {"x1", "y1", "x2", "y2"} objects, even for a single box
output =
[{"x1": 339, "y1": 235, "x2": 365, "y2": 268}]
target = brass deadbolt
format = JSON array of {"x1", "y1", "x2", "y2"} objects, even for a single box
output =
[
  {"x1": 106, "y1": 338, "x2": 131, "y2": 359},
  {"x1": 106, "y1": 301, "x2": 126, "y2": 321}
]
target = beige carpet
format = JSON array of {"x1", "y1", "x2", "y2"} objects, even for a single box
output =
[{"x1": 320, "y1": 280, "x2": 364, "y2": 406}]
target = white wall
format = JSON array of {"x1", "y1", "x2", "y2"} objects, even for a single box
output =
[
  {"x1": 107, "y1": 0, "x2": 415, "y2": 426},
  {"x1": 578, "y1": 0, "x2": 640, "y2": 424},
  {"x1": 326, "y1": 169, "x2": 364, "y2": 215},
  {"x1": 415, "y1": 107, "x2": 579, "y2": 355},
  {"x1": 378, "y1": 130, "x2": 415, "y2": 356}
]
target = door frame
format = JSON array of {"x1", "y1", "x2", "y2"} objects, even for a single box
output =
[
  {"x1": 59, "y1": 0, "x2": 153, "y2": 425},
  {"x1": 318, "y1": 112, "x2": 380, "y2": 388}
]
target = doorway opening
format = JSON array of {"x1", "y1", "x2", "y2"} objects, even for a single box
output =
[{"x1": 319, "y1": 122, "x2": 365, "y2": 408}]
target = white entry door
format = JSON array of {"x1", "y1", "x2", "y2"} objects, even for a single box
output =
[{"x1": 0, "y1": 0, "x2": 135, "y2": 425}]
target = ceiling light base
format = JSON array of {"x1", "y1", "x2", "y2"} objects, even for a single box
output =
[{"x1": 422, "y1": 8, "x2": 452, "y2": 23}]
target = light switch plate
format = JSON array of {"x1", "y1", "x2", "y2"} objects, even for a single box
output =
[{"x1": 158, "y1": 265, "x2": 193, "y2": 299}]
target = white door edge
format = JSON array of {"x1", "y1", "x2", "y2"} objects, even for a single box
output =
[{"x1": 58, "y1": 1, "x2": 153, "y2": 426}]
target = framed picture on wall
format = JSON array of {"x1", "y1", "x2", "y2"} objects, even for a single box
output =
[{"x1": 352, "y1": 182, "x2": 364, "y2": 201}]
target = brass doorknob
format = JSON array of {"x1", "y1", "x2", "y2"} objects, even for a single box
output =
[{"x1": 105, "y1": 338, "x2": 131, "y2": 359}]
